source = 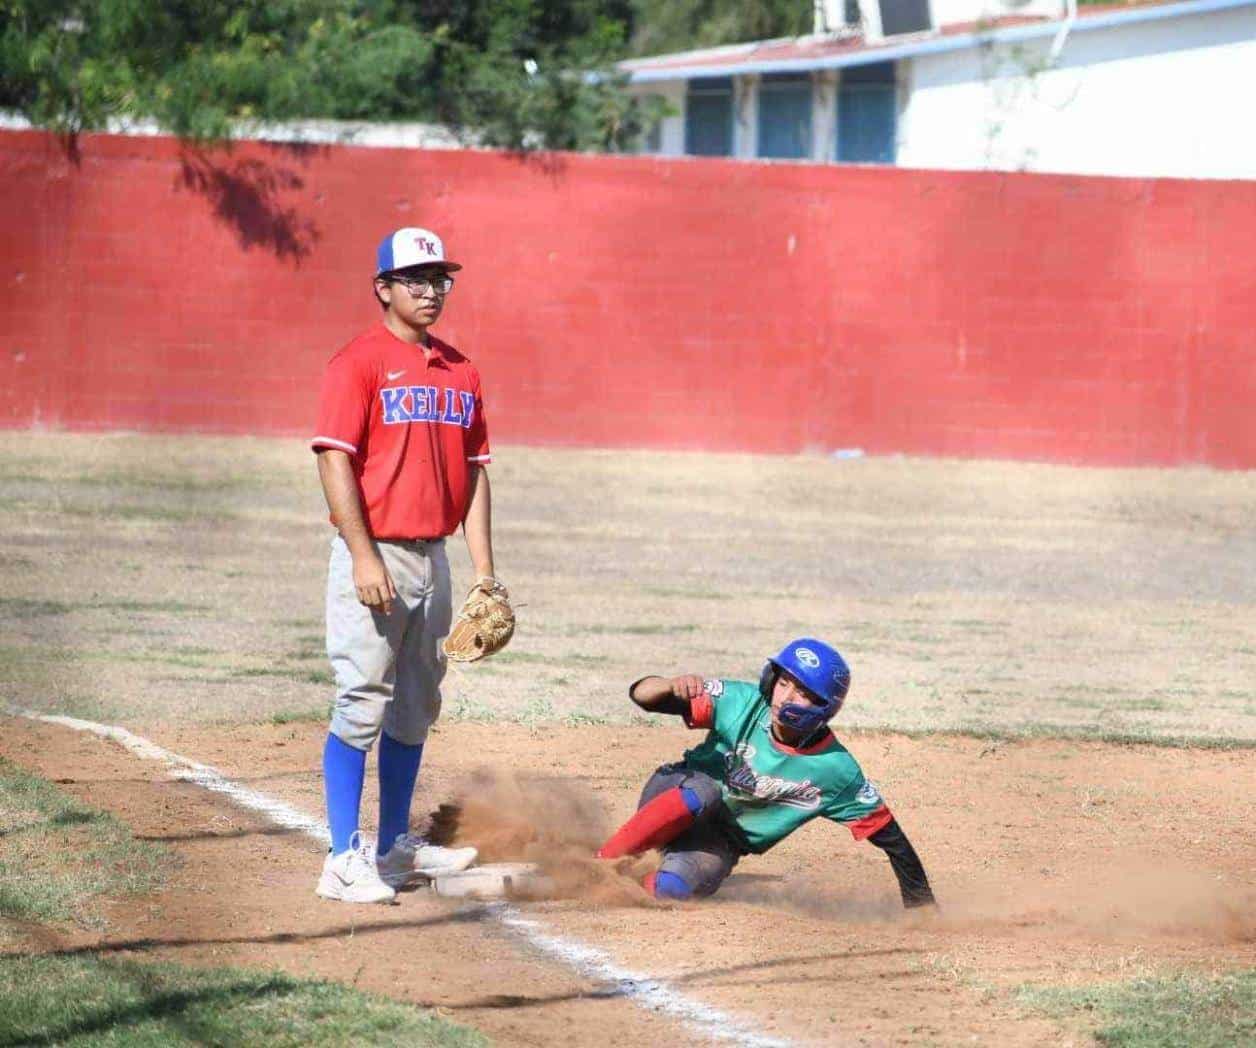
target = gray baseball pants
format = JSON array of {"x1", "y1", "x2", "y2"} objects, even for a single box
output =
[
  {"x1": 640, "y1": 763, "x2": 745, "y2": 897},
  {"x1": 325, "y1": 535, "x2": 452, "y2": 750}
]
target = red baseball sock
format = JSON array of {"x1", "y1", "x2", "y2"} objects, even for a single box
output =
[{"x1": 597, "y1": 787, "x2": 695, "y2": 859}]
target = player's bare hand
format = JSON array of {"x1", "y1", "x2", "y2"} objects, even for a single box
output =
[
  {"x1": 353, "y1": 553, "x2": 397, "y2": 614},
  {"x1": 669, "y1": 674, "x2": 706, "y2": 701}
]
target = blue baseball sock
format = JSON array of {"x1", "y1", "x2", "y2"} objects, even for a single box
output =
[
  {"x1": 323, "y1": 733, "x2": 366, "y2": 855},
  {"x1": 378, "y1": 732, "x2": 424, "y2": 855},
  {"x1": 652, "y1": 871, "x2": 694, "y2": 900}
]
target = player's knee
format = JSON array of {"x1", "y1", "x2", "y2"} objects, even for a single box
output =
[
  {"x1": 330, "y1": 698, "x2": 390, "y2": 751},
  {"x1": 681, "y1": 772, "x2": 723, "y2": 813},
  {"x1": 329, "y1": 720, "x2": 377, "y2": 752},
  {"x1": 662, "y1": 848, "x2": 734, "y2": 898},
  {"x1": 644, "y1": 870, "x2": 694, "y2": 900}
]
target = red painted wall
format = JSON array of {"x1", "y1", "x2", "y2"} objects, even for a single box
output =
[{"x1": 2, "y1": 129, "x2": 1253, "y2": 467}]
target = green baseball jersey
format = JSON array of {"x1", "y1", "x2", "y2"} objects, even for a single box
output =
[{"x1": 682, "y1": 679, "x2": 892, "y2": 854}]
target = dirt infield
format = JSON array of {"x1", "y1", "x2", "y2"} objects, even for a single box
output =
[
  {"x1": 2, "y1": 716, "x2": 1252, "y2": 1046},
  {"x1": 1, "y1": 433, "x2": 1254, "y2": 1044}
]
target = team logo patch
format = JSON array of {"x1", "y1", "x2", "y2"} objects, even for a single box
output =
[
  {"x1": 703, "y1": 679, "x2": 724, "y2": 698},
  {"x1": 794, "y1": 647, "x2": 820, "y2": 668},
  {"x1": 723, "y1": 748, "x2": 820, "y2": 810},
  {"x1": 855, "y1": 780, "x2": 882, "y2": 806}
]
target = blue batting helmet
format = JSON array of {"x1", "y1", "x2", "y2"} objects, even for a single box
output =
[{"x1": 759, "y1": 638, "x2": 851, "y2": 737}]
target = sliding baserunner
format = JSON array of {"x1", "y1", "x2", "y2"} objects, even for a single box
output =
[{"x1": 598, "y1": 638, "x2": 936, "y2": 907}]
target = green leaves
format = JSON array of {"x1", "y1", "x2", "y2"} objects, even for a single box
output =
[
  {"x1": 626, "y1": 0, "x2": 813, "y2": 57},
  {"x1": 0, "y1": 0, "x2": 656, "y2": 151},
  {"x1": 0, "y1": 0, "x2": 810, "y2": 151}
]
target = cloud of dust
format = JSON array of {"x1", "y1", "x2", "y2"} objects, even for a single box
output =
[
  {"x1": 934, "y1": 861, "x2": 1256, "y2": 944},
  {"x1": 422, "y1": 767, "x2": 659, "y2": 906},
  {"x1": 718, "y1": 878, "x2": 906, "y2": 923},
  {"x1": 711, "y1": 863, "x2": 1253, "y2": 943},
  {"x1": 421, "y1": 772, "x2": 1254, "y2": 940}
]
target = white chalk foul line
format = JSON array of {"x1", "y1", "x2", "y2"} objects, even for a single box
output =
[
  {"x1": 492, "y1": 907, "x2": 791, "y2": 1048},
  {"x1": 23, "y1": 712, "x2": 330, "y2": 843},
  {"x1": 15, "y1": 710, "x2": 791, "y2": 1048}
]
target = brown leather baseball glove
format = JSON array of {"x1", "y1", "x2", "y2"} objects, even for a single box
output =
[{"x1": 443, "y1": 578, "x2": 515, "y2": 663}]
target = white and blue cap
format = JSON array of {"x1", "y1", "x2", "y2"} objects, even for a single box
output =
[{"x1": 375, "y1": 227, "x2": 461, "y2": 276}]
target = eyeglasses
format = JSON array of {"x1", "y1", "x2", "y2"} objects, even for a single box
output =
[{"x1": 389, "y1": 274, "x2": 455, "y2": 296}]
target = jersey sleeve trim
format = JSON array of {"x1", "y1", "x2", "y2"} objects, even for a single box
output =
[
  {"x1": 310, "y1": 436, "x2": 358, "y2": 454},
  {"x1": 467, "y1": 454, "x2": 492, "y2": 463},
  {"x1": 847, "y1": 805, "x2": 894, "y2": 841},
  {"x1": 683, "y1": 694, "x2": 715, "y2": 730}
]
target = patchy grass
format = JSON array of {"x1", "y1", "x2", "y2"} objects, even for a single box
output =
[
  {"x1": 57, "y1": 503, "x2": 240, "y2": 523},
  {"x1": 98, "y1": 599, "x2": 211, "y2": 614},
  {"x1": 231, "y1": 667, "x2": 333, "y2": 686},
  {"x1": 0, "y1": 467, "x2": 263, "y2": 492},
  {"x1": 627, "y1": 712, "x2": 665, "y2": 729},
  {"x1": 577, "y1": 624, "x2": 699, "y2": 636},
  {"x1": 93, "y1": 650, "x2": 220, "y2": 671},
  {"x1": 446, "y1": 695, "x2": 496, "y2": 721},
  {"x1": 489, "y1": 650, "x2": 609, "y2": 667},
  {"x1": 563, "y1": 712, "x2": 610, "y2": 727},
  {"x1": 488, "y1": 651, "x2": 560, "y2": 666},
  {"x1": 0, "y1": 597, "x2": 78, "y2": 617},
  {"x1": 947, "y1": 619, "x2": 1007, "y2": 634},
  {"x1": 517, "y1": 696, "x2": 556, "y2": 727},
  {"x1": 0, "y1": 758, "x2": 167, "y2": 928},
  {"x1": 268, "y1": 706, "x2": 331, "y2": 726},
  {"x1": 1124, "y1": 697, "x2": 1170, "y2": 712},
  {"x1": 0, "y1": 954, "x2": 486, "y2": 1047},
  {"x1": 864, "y1": 724, "x2": 1256, "y2": 751},
  {"x1": 444, "y1": 695, "x2": 558, "y2": 728},
  {"x1": 1017, "y1": 969, "x2": 1256, "y2": 1046},
  {"x1": 0, "y1": 643, "x2": 233, "y2": 693},
  {"x1": 0, "y1": 598, "x2": 209, "y2": 618},
  {"x1": 0, "y1": 692, "x2": 131, "y2": 725},
  {"x1": 44, "y1": 693, "x2": 134, "y2": 723},
  {"x1": 640, "y1": 586, "x2": 732, "y2": 600},
  {"x1": 286, "y1": 634, "x2": 327, "y2": 661},
  {"x1": 2, "y1": 433, "x2": 1254, "y2": 740}
]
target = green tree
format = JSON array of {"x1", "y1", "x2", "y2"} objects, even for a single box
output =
[
  {"x1": 0, "y1": 0, "x2": 650, "y2": 150},
  {"x1": 625, "y1": 0, "x2": 814, "y2": 58},
  {"x1": 391, "y1": 0, "x2": 645, "y2": 151}
]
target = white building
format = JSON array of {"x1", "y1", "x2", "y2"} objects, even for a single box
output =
[{"x1": 622, "y1": 0, "x2": 1256, "y2": 179}]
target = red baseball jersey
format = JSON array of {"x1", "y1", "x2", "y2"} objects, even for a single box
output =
[{"x1": 311, "y1": 324, "x2": 491, "y2": 540}]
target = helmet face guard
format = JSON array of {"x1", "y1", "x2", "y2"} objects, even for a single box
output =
[
  {"x1": 774, "y1": 695, "x2": 836, "y2": 736},
  {"x1": 759, "y1": 638, "x2": 851, "y2": 737}
]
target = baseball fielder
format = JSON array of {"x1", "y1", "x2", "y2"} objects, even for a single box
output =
[
  {"x1": 310, "y1": 227, "x2": 496, "y2": 903},
  {"x1": 598, "y1": 638, "x2": 936, "y2": 906}
]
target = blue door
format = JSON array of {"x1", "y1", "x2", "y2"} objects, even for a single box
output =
[
  {"x1": 686, "y1": 77, "x2": 734, "y2": 157},
  {"x1": 837, "y1": 62, "x2": 897, "y2": 164},
  {"x1": 758, "y1": 74, "x2": 813, "y2": 160}
]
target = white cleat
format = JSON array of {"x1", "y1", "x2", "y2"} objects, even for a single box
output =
[
  {"x1": 316, "y1": 832, "x2": 397, "y2": 904},
  {"x1": 377, "y1": 832, "x2": 479, "y2": 889}
]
